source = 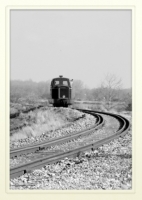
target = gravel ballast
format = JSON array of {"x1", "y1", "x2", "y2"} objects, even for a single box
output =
[
  {"x1": 10, "y1": 114, "x2": 119, "y2": 168},
  {"x1": 10, "y1": 108, "x2": 96, "y2": 149},
  {"x1": 10, "y1": 112, "x2": 132, "y2": 190}
]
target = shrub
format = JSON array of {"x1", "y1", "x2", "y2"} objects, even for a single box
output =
[{"x1": 125, "y1": 103, "x2": 132, "y2": 111}]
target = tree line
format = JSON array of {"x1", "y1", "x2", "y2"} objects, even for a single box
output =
[{"x1": 10, "y1": 74, "x2": 132, "y2": 110}]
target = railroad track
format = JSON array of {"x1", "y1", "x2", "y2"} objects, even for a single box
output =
[
  {"x1": 10, "y1": 112, "x2": 103, "y2": 158},
  {"x1": 10, "y1": 109, "x2": 130, "y2": 179}
]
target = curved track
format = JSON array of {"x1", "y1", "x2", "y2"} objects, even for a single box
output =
[
  {"x1": 10, "y1": 109, "x2": 130, "y2": 179},
  {"x1": 10, "y1": 112, "x2": 103, "y2": 158}
]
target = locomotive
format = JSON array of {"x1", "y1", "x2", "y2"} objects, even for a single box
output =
[{"x1": 49, "y1": 75, "x2": 73, "y2": 107}]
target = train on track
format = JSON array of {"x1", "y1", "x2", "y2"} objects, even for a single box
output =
[{"x1": 49, "y1": 75, "x2": 73, "y2": 107}]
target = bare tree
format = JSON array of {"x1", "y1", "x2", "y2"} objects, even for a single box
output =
[{"x1": 100, "y1": 74, "x2": 122, "y2": 110}]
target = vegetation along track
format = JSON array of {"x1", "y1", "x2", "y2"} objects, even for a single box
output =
[
  {"x1": 10, "y1": 112, "x2": 103, "y2": 158},
  {"x1": 10, "y1": 105, "x2": 44, "y2": 119},
  {"x1": 10, "y1": 109, "x2": 130, "y2": 179}
]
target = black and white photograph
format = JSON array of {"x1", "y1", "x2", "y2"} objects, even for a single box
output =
[{"x1": 10, "y1": 9, "x2": 132, "y2": 190}]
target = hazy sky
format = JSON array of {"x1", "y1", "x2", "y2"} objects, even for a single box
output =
[{"x1": 10, "y1": 10, "x2": 132, "y2": 88}]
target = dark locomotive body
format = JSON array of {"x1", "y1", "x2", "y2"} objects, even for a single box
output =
[{"x1": 49, "y1": 76, "x2": 73, "y2": 107}]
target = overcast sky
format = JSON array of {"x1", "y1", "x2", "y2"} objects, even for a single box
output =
[{"x1": 10, "y1": 10, "x2": 132, "y2": 88}]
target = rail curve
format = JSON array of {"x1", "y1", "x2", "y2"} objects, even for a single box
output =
[
  {"x1": 10, "y1": 109, "x2": 130, "y2": 179},
  {"x1": 10, "y1": 112, "x2": 103, "y2": 158}
]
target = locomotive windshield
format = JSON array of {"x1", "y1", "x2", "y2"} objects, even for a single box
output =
[{"x1": 51, "y1": 78, "x2": 71, "y2": 87}]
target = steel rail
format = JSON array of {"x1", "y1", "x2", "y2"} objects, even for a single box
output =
[
  {"x1": 10, "y1": 110, "x2": 130, "y2": 179},
  {"x1": 10, "y1": 113, "x2": 104, "y2": 158},
  {"x1": 79, "y1": 109, "x2": 130, "y2": 133}
]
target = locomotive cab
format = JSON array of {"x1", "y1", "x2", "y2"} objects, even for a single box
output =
[
  {"x1": 50, "y1": 75, "x2": 73, "y2": 107},
  {"x1": 51, "y1": 76, "x2": 71, "y2": 88}
]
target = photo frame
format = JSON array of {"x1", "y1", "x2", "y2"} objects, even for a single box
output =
[{"x1": 1, "y1": 1, "x2": 141, "y2": 199}]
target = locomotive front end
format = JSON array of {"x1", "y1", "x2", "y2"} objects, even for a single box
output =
[{"x1": 50, "y1": 76, "x2": 73, "y2": 107}]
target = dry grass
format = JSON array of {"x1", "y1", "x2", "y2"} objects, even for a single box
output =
[{"x1": 10, "y1": 108, "x2": 83, "y2": 141}]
